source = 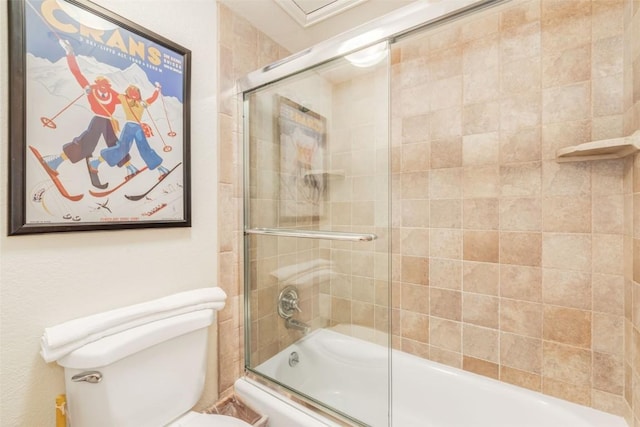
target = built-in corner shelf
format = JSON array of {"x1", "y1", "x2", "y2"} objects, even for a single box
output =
[{"x1": 556, "y1": 130, "x2": 640, "y2": 162}]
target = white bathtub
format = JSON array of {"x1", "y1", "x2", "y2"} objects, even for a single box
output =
[{"x1": 235, "y1": 328, "x2": 627, "y2": 427}]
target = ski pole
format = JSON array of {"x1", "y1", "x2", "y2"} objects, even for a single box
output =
[
  {"x1": 40, "y1": 92, "x2": 86, "y2": 129},
  {"x1": 144, "y1": 109, "x2": 172, "y2": 152},
  {"x1": 159, "y1": 92, "x2": 176, "y2": 137}
]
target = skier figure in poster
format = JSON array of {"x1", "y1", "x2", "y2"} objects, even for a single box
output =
[
  {"x1": 40, "y1": 39, "x2": 130, "y2": 188},
  {"x1": 92, "y1": 83, "x2": 170, "y2": 181}
]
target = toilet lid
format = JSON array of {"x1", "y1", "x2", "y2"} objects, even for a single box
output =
[{"x1": 169, "y1": 411, "x2": 253, "y2": 427}]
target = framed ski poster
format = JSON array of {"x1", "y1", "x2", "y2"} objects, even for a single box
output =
[{"x1": 8, "y1": 0, "x2": 191, "y2": 235}]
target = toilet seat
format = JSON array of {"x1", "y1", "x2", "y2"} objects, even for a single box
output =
[{"x1": 167, "y1": 411, "x2": 253, "y2": 427}]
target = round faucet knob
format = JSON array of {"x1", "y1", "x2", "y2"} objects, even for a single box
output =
[
  {"x1": 284, "y1": 295, "x2": 302, "y2": 312},
  {"x1": 278, "y1": 286, "x2": 302, "y2": 319}
]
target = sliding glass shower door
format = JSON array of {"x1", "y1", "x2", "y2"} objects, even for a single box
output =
[{"x1": 243, "y1": 44, "x2": 391, "y2": 426}]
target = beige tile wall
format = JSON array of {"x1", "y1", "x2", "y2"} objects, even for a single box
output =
[
  {"x1": 390, "y1": 0, "x2": 635, "y2": 419},
  {"x1": 217, "y1": 4, "x2": 289, "y2": 395}
]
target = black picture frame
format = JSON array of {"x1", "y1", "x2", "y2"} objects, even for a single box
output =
[{"x1": 8, "y1": 0, "x2": 191, "y2": 235}]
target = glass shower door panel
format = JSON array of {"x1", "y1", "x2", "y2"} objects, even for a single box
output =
[{"x1": 244, "y1": 48, "x2": 391, "y2": 426}]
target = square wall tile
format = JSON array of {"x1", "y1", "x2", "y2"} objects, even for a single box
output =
[
  {"x1": 542, "y1": 268, "x2": 592, "y2": 310},
  {"x1": 500, "y1": 299, "x2": 543, "y2": 338},
  {"x1": 501, "y1": 162, "x2": 542, "y2": 197},
  {"x1": 542, "y1": 196, "x2": 592, "y2": 233},
  {"x1": 463, "y1": 132, "x2": 500, "y2": 166},
  {"x1": 543, "y1": 341, "x2": 592, "y2": 386},
  {"x1": 543, "y1": 305, "x2": 592, "y2": 348},
  {"x1": 463, "y1": 324, "x2": 499, "y2": 362},
  {"x1": 431, "y1": 138, "x2": 463, "y2": 169},
  {"x1": 430, "y1": 317, "x2": 462, "y2": 352},
  {"x1": 500, "y1": 127, "x2": 541, "y2": 164},
  {"x1": 431, "y1": 288, "x2": 462, "y2": 321},
  {"x1": 463, "y1": 293, "x2": 499, "y2": 328},
  {"x1": 464, "y1": 198, "x2": 500, "y2": 230},
  {"x1": 500, "y1": 232, "x2": 542, "y2": 267},
  {"x1": 500, "y1": 265, "x2": 543, "y2": 302},
  {"x1": 401, "y1": 256, "x2": 428, "y2": 285},
  {"x1": 401, "y1": 310, "x2": 429, "y2": 343},
  {"x1": 430, "y1": 199, "x2": 462, "y2": 228},
  {"x1": 501, "y1": 332, "x2": 542, "y2": 373},
  {"x1": 542, "y1": 233, "x2": 592, "y2": 272},
  {"x1": 430, "y1": 258, "x2": 462, "y2": 290},
  {"x1": 463, "y1": 230, "x2": 499, "y2": 262},
  {"x1": 500, "y1": 197, "x2": 542, "y2": 231},
  {"x1": 463, "y1": 261, "x2": 500, "y2": 295}
]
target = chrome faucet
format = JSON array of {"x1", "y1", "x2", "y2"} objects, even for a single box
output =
[
  {"x1": 285, "y1": 317, "x2": 310, "y2": 334},
  {"x1": 278, "y1": 286, "x2": 302, "y2": 319},
  {"x1": 278, "y1": 286, "x2": 311, "y2": 334}
]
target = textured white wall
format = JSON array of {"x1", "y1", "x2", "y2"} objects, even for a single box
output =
[{"x1": 0, "y1": 1, "x2": 219, "y2": 425}]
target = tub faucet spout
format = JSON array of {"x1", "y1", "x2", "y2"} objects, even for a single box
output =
[{"x1": 286, "y1": 318, "x2": 310, "y2": 334}]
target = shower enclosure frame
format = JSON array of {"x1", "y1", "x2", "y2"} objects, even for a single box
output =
[{"x1": 240, "y1": 0, "x2": 510, "y2": 424}]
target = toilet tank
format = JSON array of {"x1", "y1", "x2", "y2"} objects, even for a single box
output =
[{"x1": 57, "y1": 309, "x2": 214, "y2": 427}]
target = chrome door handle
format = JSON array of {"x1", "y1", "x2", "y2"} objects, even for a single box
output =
[{"x1": 71, "y1": 371, "x2": 102, "y2": 383}]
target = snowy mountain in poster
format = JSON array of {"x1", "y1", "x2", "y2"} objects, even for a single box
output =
[{"x1": 28, "y1": 53, "x2": 183, "y2": 128}]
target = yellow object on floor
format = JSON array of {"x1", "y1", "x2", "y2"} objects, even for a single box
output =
[{"x1": 55, "y1": 394, "x2": 67, "y2": 427}]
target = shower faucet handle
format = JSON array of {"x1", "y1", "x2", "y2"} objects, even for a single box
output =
[
  {"x1": 278, "y1": 286, "x2": 302, "y2": 319},
  {"x1": 288, "y1": 298, "x2": 302, "y2": 313}
]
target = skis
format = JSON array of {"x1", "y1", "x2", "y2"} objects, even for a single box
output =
[
  {"x1": 125, "y1": 163, "x2": 182, "y2": 201},
  {"x1": 86, "y1": 157, "x2": 108, "y2": 189},
  {"x1": 29, "y1": 146, "x2": 84, "y2": 202},
  {"x1": 89, "y1": 166, "x2": 148, "y2": 198},
  {"x1": 29, "y1": 146, "x2": 177, "y2": 202}
]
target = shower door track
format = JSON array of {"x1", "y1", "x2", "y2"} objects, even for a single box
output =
[
  {"x1": 245, "y1": 227, "x2": 377, "y2": 242},
  {"x1": 237, "y1": 0, "x2": 508, "y2": 93}
]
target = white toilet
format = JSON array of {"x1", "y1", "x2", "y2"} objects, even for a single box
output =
[{"x1": 56, "y1": 309, "x2": 253, "y2": 427}]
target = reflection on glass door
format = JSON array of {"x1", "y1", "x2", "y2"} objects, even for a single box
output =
[{"x1": 243, "y1": 43, "x2": 391, "y2": 426}]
